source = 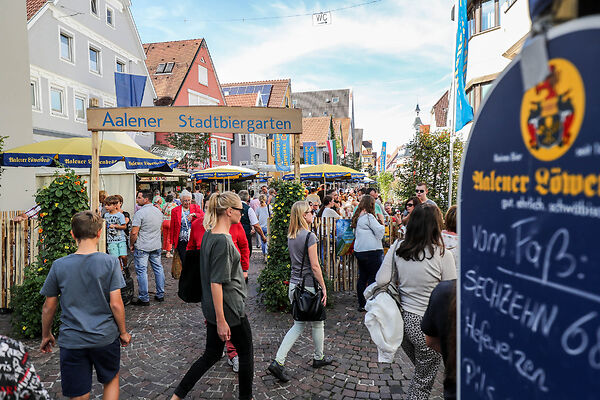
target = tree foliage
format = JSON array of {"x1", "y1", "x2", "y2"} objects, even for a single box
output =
[
  {"x1": 341, "y1": 152, "x2": 362, "y2": 172},
  {"x1": 376, "y1": 171, "x2": 394, "y2": 202},
  {"x1": 165, "y1": 132, "x2": 211, "y2": 170},
  {"x1": 395, "y1": 130, "x2": 464, "y2": 213},
  {"x1": 11, "y1": 169, "x2": 89, "y2": 338}
]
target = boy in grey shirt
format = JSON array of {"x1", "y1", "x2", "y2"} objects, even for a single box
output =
[{"x1": 40, "y1": 211, "x2": 131, "y2": 398}]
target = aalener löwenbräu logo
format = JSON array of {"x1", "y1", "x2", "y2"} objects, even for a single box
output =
[{"x1": 520, "y1": 58, "x2": 585, "y2": 161}]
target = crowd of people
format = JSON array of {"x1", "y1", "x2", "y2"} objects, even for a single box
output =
[{"x1": 0, "y1": 180, "x2": 460, "y2": 399}]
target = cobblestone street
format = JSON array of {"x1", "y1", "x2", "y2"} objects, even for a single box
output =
[{"x1": 1, "y1": 253, "x2": 444, "y2": 399}]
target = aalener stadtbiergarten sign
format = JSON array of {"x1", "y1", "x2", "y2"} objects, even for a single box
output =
[{"x1": 87, "y1": 106, "x2": 302, "y2": 135}]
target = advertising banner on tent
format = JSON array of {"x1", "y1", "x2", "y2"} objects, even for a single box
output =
[
  {"x1": 303, "y1": 141, "x2": 317, "y2": 165},
  {"x1": 459, "y1": 17, "x2": 600, "y2": 399},
  {"x1": 274, "y1": 134, "x2": 291, "y2": 171}
]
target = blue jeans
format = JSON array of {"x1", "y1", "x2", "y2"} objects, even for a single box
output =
[{"x1": 133, "y1": 248, "x2": 165, "y2": 302}]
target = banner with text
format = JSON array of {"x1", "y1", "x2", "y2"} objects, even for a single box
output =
[
  {"x1": 459, "y1": 19, "x2": 600, "y2": 399},
  {"x1": 380, "y1": 142, "x2": 387, "y2": 172},
  {"x1": 454, "y1": 0, "x2": 474, "y2": 132},
  {"x1": 303, "y1": 141, "x2": 317, "y2": 165},
  {"x1": 87, "y1": 106, "x2": 302, "y2": 134},
  {"x1": 274, "y1": 134, "x2": 291, "y2": 171}
]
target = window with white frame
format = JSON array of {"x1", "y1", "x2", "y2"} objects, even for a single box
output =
[
  {"x1": 106, "y1": 6, "x2": 114, "y2": 27},
  {"x1": 31, "y1": 79, "x2": 40, "y2": 111},
  {"x1": 198, "y1": 65, "x2": 208, "y2": 86},
  {"x1": 90, "y1": 0, "x2": 98, "y2": 16},
  {"x1": 332, "y1": 97, "x2": 339, "y2": 103},
  {"x1": 240, "y1": 161, "x2": 248, "y2": 166},
  {"x1": 74, "y1": 94, "x2": 86, "y2": 121},
  {"x1": 220, "y1": 140, "x2": 227, "y2": 161},
  {"x1": 59, "y1": 32, "x2": 73, "y2": 62},
  {"x1": 116, "y1": 59, "x2": 125, "y2": 73},
  {"x1": 239, "y1": 134, "x2": 248, "y2": 146},
  {"x1": 211, "y1": 139, "x2": 218, "y2": 161},
  {"x1": 50, "y1": 86, "x2": 65, "y2": 116},
  {"x1": 89, "y1": 46, "x2": 101, "y2": 74},
  {"x1": 250, "y1": 134, "x2": 256, "y2": 148}
]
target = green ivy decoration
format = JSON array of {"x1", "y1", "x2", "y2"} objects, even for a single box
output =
[
  {"x1": 11, "y1": 168, "x2": 89, "y2": 338},
  {"x1": 257, "y1": 180, "x2": 305, "y2": 312}
]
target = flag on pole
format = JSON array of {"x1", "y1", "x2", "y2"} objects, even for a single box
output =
[
  {"x1": 303, "y1": 141, "x2": 318, "y2": 165},
  {"x1": 380, "y1": 142, "x2": 387, "y2": 172},
  {"x1": 115, "y1": 72, "x2": 147, "y2": 107},
  {"x1": 326, "y1": 140, "x2": 337, "y2": 164},
  {"x1": 454, "y1": 0, "x2": 474, "y2": 131}
]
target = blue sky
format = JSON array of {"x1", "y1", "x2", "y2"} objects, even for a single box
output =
[{"x1": 130, "y1": 0, "x2": 456, "y2": 153}]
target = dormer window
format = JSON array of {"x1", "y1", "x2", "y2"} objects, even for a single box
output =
[{"x1": 156, "y1": 62, "x2": 174, "y2": 74}]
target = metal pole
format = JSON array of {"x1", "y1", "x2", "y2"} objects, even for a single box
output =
[{"x1": 91, "y1": 130, "x2": 100, "y2": 213}]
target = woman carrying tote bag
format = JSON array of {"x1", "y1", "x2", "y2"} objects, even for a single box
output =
[
  {"x1": 267, "y1": 201, "x2": 333, "y2": 383},
  {"x1": 171, "y1": 192, "x2": 253, "y2": 400},
  {"x1": 375, "y1": 203, "x2": 456, "y2": 400}
]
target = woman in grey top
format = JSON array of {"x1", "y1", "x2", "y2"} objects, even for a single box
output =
[
  {"x1": 267, "y1": 201, "x2": 333, "y2": 382},
  {"x1": 376, "y1": 203, "x2": 456, "y2": 400},
  {"x1": 352, "y1": 195, "x2": 385, "y2": 311},
  {"x1": 172, "y1": 192, "x2": 253, "y2": 400}
]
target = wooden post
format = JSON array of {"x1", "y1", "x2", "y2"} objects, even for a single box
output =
[
  {"x1": 91, "y1": 130, "x2": 100, "y2": 213},
  {"x1": 294, "y1": 133, "x2": 300, "y2": 181}
]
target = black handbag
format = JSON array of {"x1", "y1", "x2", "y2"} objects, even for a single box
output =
[
  {"x1": 178, "y1": 249, "x2": 202, "y2": 303},
  {"x1": 291, "y1": 234, "x2": 326, "y2": 321}
]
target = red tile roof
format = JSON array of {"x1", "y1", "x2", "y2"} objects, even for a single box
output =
[
  {"x1": 333, "y1": 117, "x2": 351, "y2": 152},
  {"x1": 223, "y1": 93, "x2": 260, "y2": 107},
  {"x1": 27, "y1": 0, "x2": 47, "y2": 21},
  {"x1": 300, "y1": 117, "x2": 345, "y2": 147},
  {"x1": 221, "y1": 79, "x2": 290, "y2": 108},
  {"x1": 431, "y1": 90, "x2": 449, "y2": 128},
  {"x1": 143, "y1": 39, "x2": 203, "y2": 100}
]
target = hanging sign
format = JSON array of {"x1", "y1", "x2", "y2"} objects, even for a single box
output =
[
  {"x1": 274, "y1": 134, "x2": 291, "y2": 171},
  {"x1": 87, "y1": 106, "x2": 302, "y2": 134},
  {"x1": 459, "y1": 17, "x2": 600, "y2": 399},
  {"x1": 303, "y1": 141, "x2": 318, "y2": 165}
]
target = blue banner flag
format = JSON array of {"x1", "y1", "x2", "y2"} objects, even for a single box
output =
[
  {"x1": 115, "y1": 72, "x2": 147, "y2": 107},
  {"x1": 380, "y1": 142, "x2": 387, "y2": 172},
  {"x1": 303, "y1": 141, "x2": 317, "y2": 165},
  {"x1": 454, "y1": 0, "x2": 474, "y2": 131},
  {"x1": 274, "y1": 134, "x2": 291, "y2": 171}
]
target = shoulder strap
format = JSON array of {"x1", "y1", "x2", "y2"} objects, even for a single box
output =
[
  {"x1": 390, "y1": 240, "x2": 401, "y2": 285},
  {"x1": 298, "y1": 232, "x2": 311, "y2": 277}
]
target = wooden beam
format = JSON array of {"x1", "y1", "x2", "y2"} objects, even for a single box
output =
[
  {"x1": 91, "y1": 130, "x2": 100, "y2": 213},
  {"x1": 294, "y1": 133, "x2": 300, "y2": 181}
]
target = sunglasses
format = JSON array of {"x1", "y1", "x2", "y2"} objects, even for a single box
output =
[
  {"x1": 406, "y1": 203, "x2": 414, "y2": 207},
  {"x1": 415, "y1": 190, "x2": 425, "y2": 193},
  {"x1": 231, "y1": 206, "x2": 243, "y2": 212}
]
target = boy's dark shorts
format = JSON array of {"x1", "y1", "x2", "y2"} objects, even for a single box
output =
[{"x1": 60, "y1": 338, "x2": 120, "y2": 397}]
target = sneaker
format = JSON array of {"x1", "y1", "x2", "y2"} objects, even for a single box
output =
[
  {"x1": 154, "y1": 295, "x2": 164, "y2": 302},
  {"x1": 312, "y1": 355, "x2": 334, "y2": 368},
  {"x1": 267, "y1": 360, "x2": 290, "y2": 382},
  {"x1": 228, "y1": 356, "x2": 239, "y2": 373},
  {"x1": 131, "y1": 298, "x2": 150, "y2": 307}
]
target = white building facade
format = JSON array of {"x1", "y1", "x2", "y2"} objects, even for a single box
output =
[{"x1": 27, "y1": 0, "x2": 155, "y2": 145}]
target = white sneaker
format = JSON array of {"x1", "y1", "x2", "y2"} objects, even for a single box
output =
[{"x1": 228, "y1": 355, "x2": 239, "y2": 373}]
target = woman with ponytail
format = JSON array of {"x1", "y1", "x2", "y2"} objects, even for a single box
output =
[
  {"x1": 267, "y1": 201, "x2": 333, "y2": 383},
  {"x1": 172, "y1": 192, "x2": 254, "y2": 400}
]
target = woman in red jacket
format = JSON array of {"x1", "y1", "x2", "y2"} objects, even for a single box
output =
[{"x1": 170, "y1": 190, "x2": 203, "y2": 262}]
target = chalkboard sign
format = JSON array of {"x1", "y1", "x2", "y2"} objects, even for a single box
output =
[{"x1": 459, "y1": 16, "x2": 600, "y2": 399}]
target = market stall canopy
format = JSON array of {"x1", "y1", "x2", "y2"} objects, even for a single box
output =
[
  {"x1": 282, "y1": 164, "x2": 365, "y2": 181},
  {"x1": 137, "y1": 168, "x2": 189, "y2": 182},
  {"x1": 1, "y1": 138, "x2": 171, "y2": 170},
  {"x1": 190, "y1": 165, "x2": 258, "y2": 180}
]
